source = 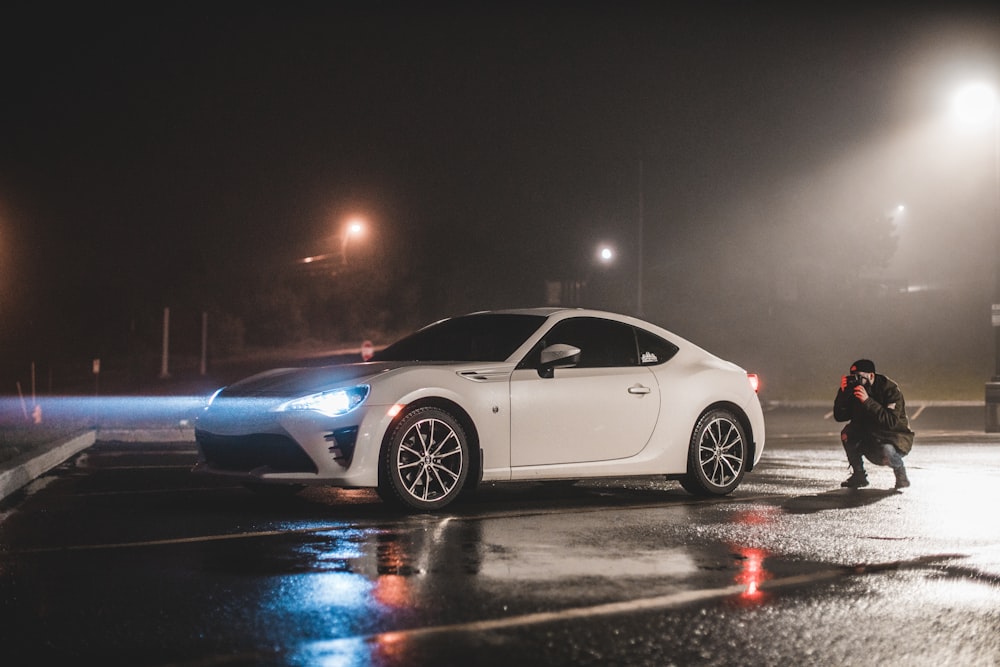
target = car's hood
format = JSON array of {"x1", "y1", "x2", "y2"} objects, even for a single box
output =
[{"x1": 220, "y1": 362, "x2": 422, "y2": 397}]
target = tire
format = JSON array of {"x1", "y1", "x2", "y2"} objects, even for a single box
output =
[
  {"x1": 679, "y1": 408, "x2": 748, "y2": 496},
  {"x1": 379, "y1": 406, "x2": 469, "y2": 511}
]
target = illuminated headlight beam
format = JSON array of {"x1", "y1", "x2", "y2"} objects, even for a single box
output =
[{"x1": 277, "y1": 385, "x2": 370, "y2": 418}]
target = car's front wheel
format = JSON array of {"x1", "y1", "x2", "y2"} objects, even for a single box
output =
[
  {"x1": 379, "y1": 406, "x2": 469, "y2": 511},
  {"x1": 680, "y1": 408, "x2": 748, "y2": 496}
]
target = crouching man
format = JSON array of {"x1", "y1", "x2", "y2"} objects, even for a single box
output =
[{"x1": 834, "y1": 359, "x2": 914, "y2": 490}]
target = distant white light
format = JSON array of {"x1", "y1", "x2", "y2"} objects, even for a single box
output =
[
  {"x1": 952, "y1": 82, "x2": 998, "y2": 127},
  {"x1": 598, "y1": 246, "x2": 614, "y2": 262}
]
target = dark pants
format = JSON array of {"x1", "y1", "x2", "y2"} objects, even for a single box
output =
[{"x1": 841, "y1": 427, "x2": 906, "y2": 472}]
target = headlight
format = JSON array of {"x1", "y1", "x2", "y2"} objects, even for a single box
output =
[
  {"x1": 205, "y1": 387, "x2": 225, "y2": 407},
  {"x1": 278, "y1": 385, "x2": 370, "y2": 417}
]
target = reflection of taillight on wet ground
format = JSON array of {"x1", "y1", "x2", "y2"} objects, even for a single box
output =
[
  {"x1": 733, "y1": 547, "x2": 770, "y2": 604},
  {"x1": 373, "y1": 575, "x2": 411, "y2": 608},
  {"x1": 373, "y1": 538, "x2": 415, "y2": 607},
  {"x1": 372, "y1": 631, "x2": 409, "y2": 664},
  {"x1": 734, "y1": 508, "x2": 777, "y2": 526}
]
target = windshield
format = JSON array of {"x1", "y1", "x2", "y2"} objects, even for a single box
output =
[{"x1": 373, "y1": 313, "x2": 547, "y2": 362}]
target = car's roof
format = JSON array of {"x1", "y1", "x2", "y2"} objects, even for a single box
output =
[
  {"x1": 455, "y1": 307, "x2": 685, "y2": 341},
  {"x1": 462, "y1": 307, "x2": 667, "y2": 330}
]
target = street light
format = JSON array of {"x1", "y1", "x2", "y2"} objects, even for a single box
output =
[
  {"x1": 341, "y1": 218, "x2": 365, "y2": 265},
  {"x1": 952, "y1": 82, "x2": 1000, "y2": 430},
  {"x1": 953, "y1": 83, "x2": 998, "y2": 127},
  {"x1": 296, "y1": 218, "x2": 368, "y2": 269}
]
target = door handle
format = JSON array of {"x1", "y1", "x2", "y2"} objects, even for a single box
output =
[{"x1": 628, "y1": 384, "x2": 651, "y2": 395}]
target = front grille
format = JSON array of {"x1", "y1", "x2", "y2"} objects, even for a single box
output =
[{"x1": 195, "y1": 430, "x2": 318, "y2": 474}]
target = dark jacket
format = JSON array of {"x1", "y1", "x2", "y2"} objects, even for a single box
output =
[{"x1": 833, "y1": 373, "x2": 914, "y2": 454}]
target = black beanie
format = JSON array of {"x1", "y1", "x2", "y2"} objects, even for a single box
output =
[{"x1": 850, "y1": 359, "x2": 876, "y2": 374}]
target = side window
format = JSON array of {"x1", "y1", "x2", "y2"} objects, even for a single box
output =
[
  {"x1": 519, "y1": 317, "x2": 639, "y2": 369},
  {"x1": 635, "y1": 328, "x2": 679, "y2": 365}
]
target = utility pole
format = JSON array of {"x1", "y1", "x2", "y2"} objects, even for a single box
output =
[
  {"x1": 159, "y1": 307, "x2": 171, "y2": 379},
  {"x1": 637, "y1": 158, "x2": 644, "y2": 317},
  {"x1": 200, "y1": 311, "x2": 208, "y2": 376}
]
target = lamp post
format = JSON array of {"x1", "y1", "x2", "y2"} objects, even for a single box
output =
[
  {"x1": 989, "y1": 97, "x2": 1000, "y2": 432},
  {"x1": 954, "y1": 83, "x2": 1000, "y2": 431}
]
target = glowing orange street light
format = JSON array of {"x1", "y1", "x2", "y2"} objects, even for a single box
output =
[{"x1": 341, "y1": 218, "x2": 365, "y2": 264}]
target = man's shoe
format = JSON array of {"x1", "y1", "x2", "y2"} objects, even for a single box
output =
[
  {"x1": 894, "y1": 467, "x2": 910, "y2": 489},
  {"x1": 841, "y1": 472, "x2": 869, "y2": 488}
]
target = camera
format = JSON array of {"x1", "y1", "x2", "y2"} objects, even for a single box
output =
[{"x1": 846, "y1": 373, "x2": 869, "y2": 389}]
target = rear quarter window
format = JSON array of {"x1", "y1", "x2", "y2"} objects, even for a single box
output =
[{"x1": 636, "y1": 328, "x2": 679, "y2": 366}]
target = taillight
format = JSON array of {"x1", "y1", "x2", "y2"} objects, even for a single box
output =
[{"x1": 747, "y1": 373, "x2": 760, "y2": 393}]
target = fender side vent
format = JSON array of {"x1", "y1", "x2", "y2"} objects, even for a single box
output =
[{"x1": 325, "y1": 426, "x2": 359, "y2": 467}]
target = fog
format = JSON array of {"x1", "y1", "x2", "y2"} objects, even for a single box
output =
[
  {"x1": 1, "y1": 4, "x2": 998, "y2": 401},
  {"x1": 647, "y1": 89, "x2": 998, "y2": 400}
]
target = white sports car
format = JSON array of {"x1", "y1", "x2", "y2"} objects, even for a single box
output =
[{"x1": 194, "y1": 308, "x2": 765, "y2": 511}]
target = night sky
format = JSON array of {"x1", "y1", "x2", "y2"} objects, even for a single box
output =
[{"x1": 2, "y1": 2, "x2": 1000, "y2": 393}]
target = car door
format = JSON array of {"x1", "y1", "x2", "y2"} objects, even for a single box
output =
[{"x1": 509, "y1": 317, "x2": 660, "y2": 467}]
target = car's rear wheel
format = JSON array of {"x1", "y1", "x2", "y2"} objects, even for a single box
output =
[
  {"x1": 379, "y1": 406, "x2": 469, "y2": 511},
  {"x1": 680, "y1": 408, "x2": 748, "y2": 496}
]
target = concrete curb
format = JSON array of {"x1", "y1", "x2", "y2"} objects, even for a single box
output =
[{"x1": 0, "y1": 430, "x2": 97, "y2": 502}]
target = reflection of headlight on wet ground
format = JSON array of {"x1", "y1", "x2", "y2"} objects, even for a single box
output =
[
  {"x1": 296, "y1": 571, "x2": 374, "y2": 610},
  {"x1": 289, "y1": 635, "x2": 372, "y2": 667},
  {"x1": 294, "y1": 632, "x2": 413, "y2": 667}
]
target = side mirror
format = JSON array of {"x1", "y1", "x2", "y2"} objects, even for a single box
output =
[{"x1": 538, "y1": 343, "x2": 581, "y2": 378}]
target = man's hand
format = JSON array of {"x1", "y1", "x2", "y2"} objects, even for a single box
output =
[
  {"x1": 841, "y1": 375, "x2": 848, "y2": 391},
  {"x1": 853, "y1": 384, "x2": 869, "y2": 403}
]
